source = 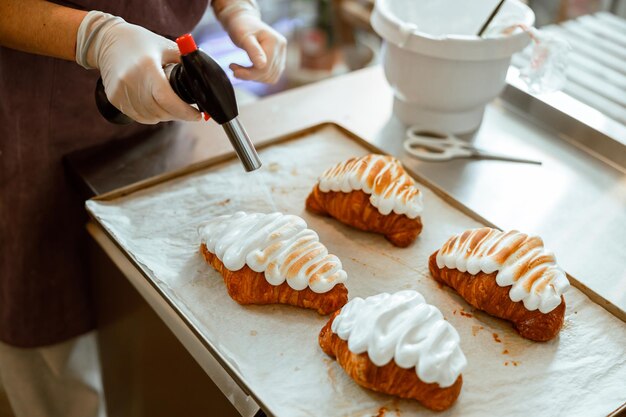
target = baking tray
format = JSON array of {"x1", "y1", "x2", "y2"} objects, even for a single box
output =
[{"x1": 86, "y1": 123, "x2": 626, "y2": 417}]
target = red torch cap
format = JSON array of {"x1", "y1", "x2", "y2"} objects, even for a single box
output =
[{"x1": 176, "y1": 34, "x2": 198, "y2": 55}]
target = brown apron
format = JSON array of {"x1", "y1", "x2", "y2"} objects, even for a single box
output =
[{"x1": 0, "y1": 0, "x2": 208, "y2": 347}]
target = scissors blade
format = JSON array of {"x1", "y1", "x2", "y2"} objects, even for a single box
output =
[{"x1": 471, "y1": 149, "x2": 542, "y2": 165}]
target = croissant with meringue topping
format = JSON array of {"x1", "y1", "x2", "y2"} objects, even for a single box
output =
[
  {"x1": 319, "y1": 291, "x2": 465, "y2": 411},
  {"x1": 306, "y1": 155, "x2": 423, "y2": 247},
  {"x1": 201, "y1": 248, "x2": 347, "y2": 315},
  {"x1": 429, "y1": 228, "x2": 570, "y2": 341},
  {"x1": 199, "y1": 212, "x2": 348, "y2": 315}
]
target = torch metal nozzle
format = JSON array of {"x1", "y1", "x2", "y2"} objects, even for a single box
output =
[{"x1": 222, "y1": 118, "x2": 262, "y2": 172}]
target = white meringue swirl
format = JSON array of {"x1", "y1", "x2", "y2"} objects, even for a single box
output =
[
  {"x1": 331, "y1": 290, "x2": 466, "y2": 388},
  {"x1": 436, "y1": 228, "x2": 570, "y2": 313},
  {"x1": 317, "y1": 154, "x2": 423, "y2": 219},
  {"x1": 199, "y1": 212, "x2": 347, "y2": 293}
]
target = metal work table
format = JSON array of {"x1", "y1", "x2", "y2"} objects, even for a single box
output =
[{"x1": 68, "y1": 66, "x2": 626, "y2": 416}]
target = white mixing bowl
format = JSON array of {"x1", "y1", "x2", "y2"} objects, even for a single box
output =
[{"x1": 371, "y1": 0, "x2": 535, "y2": 133}]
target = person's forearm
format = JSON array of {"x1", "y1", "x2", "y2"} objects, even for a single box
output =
[{"x1": 0, "y1": 0, "x2": 86, "y2": 61}]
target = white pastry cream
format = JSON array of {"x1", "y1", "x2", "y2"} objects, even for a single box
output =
[
  {"x1": 435, "y1": 228, "x2": 570, "y2": 313},
  {"x1": 199, "y1": 212, "x2": 347, "y2": 293},
  {"x1": 317, "y1": 154, "x2": 423, "y2": 219},
  {"x1": 331, "y1": 290, "x2": 466, "y2": 388}
]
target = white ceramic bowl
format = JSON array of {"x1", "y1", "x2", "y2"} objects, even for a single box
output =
[{"x1": 371, "y1": 0, "x2": 535, "y2": 133}]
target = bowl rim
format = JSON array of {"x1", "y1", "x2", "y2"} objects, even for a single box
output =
[{"x1": 371, "y1": 0, "x2": 535, "y2": 60}]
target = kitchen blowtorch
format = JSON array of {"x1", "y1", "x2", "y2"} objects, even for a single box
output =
[{"x1": 94, "y1": 33, "x2": 262, "y2": 172}]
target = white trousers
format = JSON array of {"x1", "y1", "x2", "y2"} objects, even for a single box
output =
[{"x1": 0, "y1": 331, "x2": 106, "y2": 417}]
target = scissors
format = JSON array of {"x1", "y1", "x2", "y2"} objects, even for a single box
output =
[{"x1": 403, "y1": 126, "x2": 542, "y2": 165}]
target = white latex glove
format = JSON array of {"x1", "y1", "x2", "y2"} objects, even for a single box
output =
[
  {"x1": 76, "y1": 11, "x2": 201, "y2": 124},
  {"x1": 216, "y1": 1, "x2": 287, "y2": 83}
]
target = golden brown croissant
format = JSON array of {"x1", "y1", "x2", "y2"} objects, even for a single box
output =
[
  {"x1": 201, "y1": 246, "x2": 347, "y2": 315},
  {"x1": 319, "y1": 303, "x2": 464, "y2": 412},
  {"x1": 306, "y1": 188, "x2": 422, "y2": 247},
  {"x1": 306, "y1": 155, "x2": 423, "y2": 247},
  {"x1": 198, "y1": 212, "x2": 349, "y2": 315},
  {"x1": 429, "y1": 228, "x2": 570, "y2": 342}
]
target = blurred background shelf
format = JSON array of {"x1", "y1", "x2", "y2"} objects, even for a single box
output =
[{"x1": 507, "y1": 11, "x2": 626, "y2": 169}]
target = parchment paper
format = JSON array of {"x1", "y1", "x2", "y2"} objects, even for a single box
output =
[{"x1": 87, "y1": 125, "x2": 626, "y2": 417}]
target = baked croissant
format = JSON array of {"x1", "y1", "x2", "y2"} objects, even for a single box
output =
[
  {"x1": 306, "y1": 154, "x2": 423, "y2": 247},
  {"x1": 199, "y1": 212, "x2": 348, "y2": 315},
  {"x1": 429, "y1": 228, "x2": 570, "y2": 342},
  {"x1": 319, "y1": 291, "x2": 466, "y2": 411}
]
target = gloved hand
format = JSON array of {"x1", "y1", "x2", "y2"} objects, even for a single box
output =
[
  {"x1": 75, "y1": 11, "x2": 201, "y2": 124},
  {"x1": 215, "y1": 0, "x2": 287, "y2": 84}
]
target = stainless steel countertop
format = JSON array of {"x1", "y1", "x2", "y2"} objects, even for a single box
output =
[{"x1": 68, "y1": 66, "x2": 626, "y2": 315}]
